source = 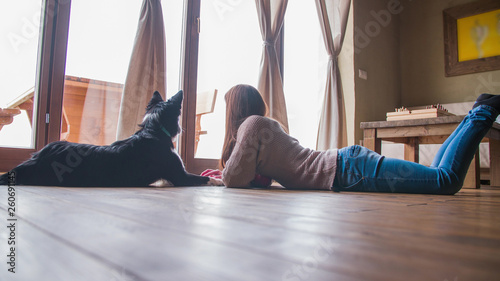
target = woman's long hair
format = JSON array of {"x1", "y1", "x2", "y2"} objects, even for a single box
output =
[{"x1": 220, "y1": 84, "x2": 267, "y2": 168}]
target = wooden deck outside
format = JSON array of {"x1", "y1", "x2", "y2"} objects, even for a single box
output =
[{"x1": 0, "y1": 185, "x2": 499, "y2": 281}]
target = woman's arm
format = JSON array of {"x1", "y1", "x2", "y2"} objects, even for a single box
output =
[
  {"x1": 222, "y1": 119, "x2": 263, "y2": 188},
  {"x1": 222, "y1": 139, "x2": 259, "y2": 187}
]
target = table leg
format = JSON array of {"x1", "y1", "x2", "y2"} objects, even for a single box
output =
[
  {"x1": 363, "y1": 128, "x2": 381, "y2": 153},
  {"x1": 463, "y1": 150, "x2": 480, "y2": 189},
  {"x1": 404, "y1": 138, "x2": 419, "y2": 163},
  {"x1": 490, "y1": 138, "x2": 500, "y2": 187}
]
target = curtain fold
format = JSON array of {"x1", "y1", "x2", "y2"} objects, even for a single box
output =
[
  {"x1": 255, "y1": 0, "x2": 289, "y2": 131},
  {"x1": 116, "y1": 0, "x2": 166, "y2": 140},
  {"x1": 315, "y1": 0, "x2": 351, "y2": 150}
]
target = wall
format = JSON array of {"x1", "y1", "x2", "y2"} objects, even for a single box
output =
[
  {"x1": 400, "y1": 0, "x2": 500, "y2": 107},
  {"x1": 345, "y1": 0, "x2": 500, "y2": 144},
  {"x1": 351, "y1": 0, "x2": 402, "y2": 144}
]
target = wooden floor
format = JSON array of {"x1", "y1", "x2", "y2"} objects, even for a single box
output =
[{"x1": 1, "y1": 185, "x2": 500, "y2": 281}]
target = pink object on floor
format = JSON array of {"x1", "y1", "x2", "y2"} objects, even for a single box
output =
[
  {"x1": 201, "y1": 169, "x2": 222, "y2": 179},
  {"x1": 251, "y1": 174, "x2": 272, "y2": 187},
  {"x1": 201, "y1": 169, "x2": 272, "y2": 187}
]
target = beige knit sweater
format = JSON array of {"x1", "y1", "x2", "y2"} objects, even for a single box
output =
[{"x1": 222, "y1": 115, "x2": 337, "y2": 190}]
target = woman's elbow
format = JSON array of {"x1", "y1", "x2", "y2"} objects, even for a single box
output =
[
  {"x1": 222, "y1": 173, "x2": 251, "y2": 188},
  {"x1": 222, "y1": 166, "x2": 254, "y2": 188},
  {"x1": 222, "y1": 177, "x2": 248, "y2": 188}
]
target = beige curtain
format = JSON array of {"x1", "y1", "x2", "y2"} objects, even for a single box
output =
[
  {"x1": 116, "y1": 0, "x2": 166, "y2": 140},
  {"x1": 315, "y1": 0, "x2": 351, "y2": 150},
  {"x1": 255, "y1": 0, "x2": 289, "y2": 131}
]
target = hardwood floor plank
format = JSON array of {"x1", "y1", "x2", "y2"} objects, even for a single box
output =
[
  {"x1": 0, "y1": 185, "x2": 498, "y2": 280},
  {"x1": 0, "y1": 186, "x2": 354, "y2": 281},
  {"x1": 0, "y1": 213, "x2": 127, "y2": 281}
]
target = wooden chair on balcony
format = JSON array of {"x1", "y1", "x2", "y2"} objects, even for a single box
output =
[
  {"x1": 195, "y1": 89, "x2": 218, "y2": 153},
  {"x1": 0, "y1": 108, "x2": 21, "y2": 131},
  {"x1": 1, "y1": 87, "x2": 32, "y2": 132},
  {"x1": 1, "y1": 87, "x2": 71, "y2": 139}
]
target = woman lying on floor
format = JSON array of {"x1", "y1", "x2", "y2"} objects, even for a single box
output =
[{"x1": 209, "y1": 84, "x2": 499, "y2": 194}]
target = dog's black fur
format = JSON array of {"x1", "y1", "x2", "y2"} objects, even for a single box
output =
[{"x1": 0, "y1": 90, "x2": 211, "y2": 187}]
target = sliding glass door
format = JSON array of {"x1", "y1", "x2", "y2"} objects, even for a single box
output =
[
  {"x1": 195, "y1": 0, "x2": 261, "y2": 159},
  {"x1": 0, "y1": 0, "x2": 193, "y2": 173},
  {"x1": 2, "y1": 0, "x2": 323, "y2": 177},
  {"x1": 0, "y1": 0, "x2": 71, "y2": 172},
  {"x1": 61, "y1": 0, "x2": 141, "y2": 145},
  {"x1": 180, "y1": 0, "x2": 264, "y2": 173},
  {"x1": 0, "y1": 1, "x2": 42, "y2": 149},
  {"x1": 61, "y1": 0, "x2": 184, "y2": 146}
]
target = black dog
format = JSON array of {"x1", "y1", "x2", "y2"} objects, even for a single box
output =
[{"x1": 0, "y1": 90, "x2": 219, "y2": 187}]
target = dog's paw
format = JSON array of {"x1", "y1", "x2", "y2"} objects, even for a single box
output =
[
  {"x1": 207, "y1": 177, "x2": 224, "y2": 186},
  {"x1": 150, "y1": 179, "x2": 173, "y2": 187}
]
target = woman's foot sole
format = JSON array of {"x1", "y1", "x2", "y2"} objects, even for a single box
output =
[{"x1": 473, "y1": 93, "x2": 500, "y2": 112}]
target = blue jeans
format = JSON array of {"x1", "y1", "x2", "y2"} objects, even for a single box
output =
[{"x1": 332, "y1": 105, "x2": 498, "y2": 194}]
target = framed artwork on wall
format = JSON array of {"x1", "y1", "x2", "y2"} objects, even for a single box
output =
[{"x1": 443, "y1": 0, "x2": 500, "y2": 76}]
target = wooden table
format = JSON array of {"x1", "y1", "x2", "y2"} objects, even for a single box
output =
[{"x1": 360, "y1": 115, "x2": 500, "y2": 188}]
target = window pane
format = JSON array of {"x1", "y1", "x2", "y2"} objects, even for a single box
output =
[
  {"x1": 163, "y1": 1, "x2": 184, "y2": 98},
  {"x1": 195, "y1": 0, "x2": 261, "y2": 159},
  {"x1": 284, "y1": 0, "x2": 328, "y2": 150},
  {"x1": 0, "y1": 1, "x2": 43, "y2": 148},
  {"x1": 62, "y1": 0, "x2": 183, "y2": 145}
]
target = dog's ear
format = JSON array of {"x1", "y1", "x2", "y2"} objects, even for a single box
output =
[
  {"x1": 146, "y1": 91, "x2": 164, "y2": 111},
  {"x1": 169, "y1": 90, "x2": 183, "y2": 108}
]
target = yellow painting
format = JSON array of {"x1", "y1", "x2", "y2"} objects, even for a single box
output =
[{"x1": 457, "y1": 9, "x2": 500, "y2": 62}]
